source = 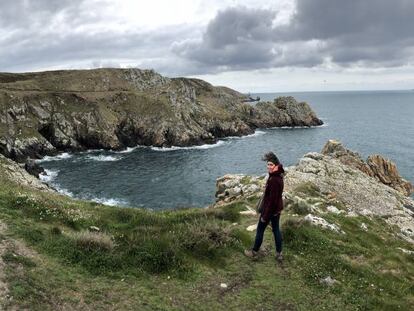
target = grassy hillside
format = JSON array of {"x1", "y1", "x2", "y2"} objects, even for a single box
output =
[{"x1": 0, "y1": 158, "x2": 413, "y2": 310}]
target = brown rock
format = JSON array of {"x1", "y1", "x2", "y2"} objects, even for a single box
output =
[
  {"x1": 367, "y1": 155, "x2": 414, "y2": 196},
  {"x1": 321, "y1": 139, "x2": 413, "y2": 196},
  {"x1": 321, "y1": 139, "x2": 372, "y2": 175}
]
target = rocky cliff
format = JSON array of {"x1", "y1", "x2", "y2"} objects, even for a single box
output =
[
  {"x1": 0, "y1": 154, "x2": 52, "y2": 192},
  {"x1": 214, "y1": 140, "x2": 414, "y2": 244},
  {"x1": 0, "y1": 68, "x2": 323, "y2": 162},
  {"x1": 321, "y1": 139, "x2": 413, "y2": 196}
]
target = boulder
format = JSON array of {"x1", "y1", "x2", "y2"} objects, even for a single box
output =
[
  {"x1": 24, "y1": 158, "x2": 45, "y2": 178},
  {"x1": 303, "y1": 214, "x2": 345, "y2": 234},
  {"x1": 215, "y1": 174, "x2": 266, "y2": 203},
  {"x1": 319, "y1": 276, "x2": 340, "y2": 286}
]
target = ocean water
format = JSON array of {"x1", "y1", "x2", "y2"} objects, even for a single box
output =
[{"x1": 37, "y1": 90, "x2": 414, "y2": 208}]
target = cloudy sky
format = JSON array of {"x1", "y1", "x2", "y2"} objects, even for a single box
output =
[{"x1": 1, "y1": 0, "x2": 414, "y2": 92}]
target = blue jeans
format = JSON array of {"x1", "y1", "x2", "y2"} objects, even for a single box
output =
[{"x1": 252, "y1": 213, "x2": 282, "y2": 253}]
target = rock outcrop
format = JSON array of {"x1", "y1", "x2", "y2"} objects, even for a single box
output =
[
  {"x1": 214, "y1": 141, "x2": 414, "y2": 244},
  {"x1": 321, "y1": 139, "x2": 413, "y2": 196},
  {"x1": 0, "y1": 68, "x2": 323, "y2": 162},
  {"x1": 24, "y1": 158, "x2": 45, "y2": 178},
  {"x1": 0, "y1": 154, "x2": 53, "y2": 192},
  {"x1": 249, "y1": 96, "x2": 323, "y2": 128}
]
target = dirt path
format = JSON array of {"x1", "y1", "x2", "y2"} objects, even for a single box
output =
[
  {"x1": 0, "y1": 220, "x2": 40, "y2": 311},
  {"x1": 0, "y1": 221, "x2": 11, "y2": 310}
]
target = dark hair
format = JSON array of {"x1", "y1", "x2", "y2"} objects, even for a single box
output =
[{"x1": 262, "y1": 152, "x2": 280, "y2": 165}]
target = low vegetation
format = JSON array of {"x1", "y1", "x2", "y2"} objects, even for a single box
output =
[{"x1": 0, "y1": 172, "x2": 413, "y2": 310}]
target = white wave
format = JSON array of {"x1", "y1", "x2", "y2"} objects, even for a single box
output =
[
  {"x1": 89, "y1": 196, "x2": 129, "y2": 206},
  {"x1": 151, "y1": 140, "x2": 226, "y2": 151},
  {"x1": 223, "y1": 130, "x2": 266, "y2": 140},
  {"x1": 246, "y1": 130, "x2": 266, "y2": 137},
  {"x1": 114, "y1": 146, "x2": 138, "y2": 153},
  {"x1": 79, "y1": 148, "x2": 105, "y2": 154},
  {"x1": 39, "y1": 169, "x2": 59, "y2": 183},
  {"x1": 53, "y1": 186, "x2": 74, "y2": 197},
  {"x1": 38, "y1": 169, "x2": 74, "y2": 197},
  {"x1": 36, "y1": 152, "x2": 73, "y2": 163},
  {"x1": 85, "y1": 154, "x2": 122, "y2": 161},
  {"x1": 150, "y1": 130, "x2": 267, "y2": 151},
  {"x1": 270, "y1": 123, "x2": 328, "y2": 129}
]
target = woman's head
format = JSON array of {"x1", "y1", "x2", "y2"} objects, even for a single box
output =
[
  {"x1": 262, "y1": 151, "x2": 279, "y2": 165},
  {"x1": 262, "y1": 151, "x2": 280, "y2": 173}
]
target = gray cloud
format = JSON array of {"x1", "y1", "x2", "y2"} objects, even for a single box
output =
[
  {"x1": 283, "y1": 0, "x2": 414, "y2": 43},
  {"x1": 281, "y1": 0, "x2": 414, "y2": 66},
  {"x1": 172, "y1": 6, "x2": 326, "y2": 73},
  {"x1": 0, "y1": 0, "x2": 89, "y2": 29},
  {"x1": 1, "y1": 0, "x2": 414, "y2": 76},
  {"x1": 174, "y1": 0, "x2": 414, "y2": 73},
  {"x1": 203, "y1": 7, "x2": 276, "y2": 48},
  {"x1": 0, "y1": 0, "x2": 195, "y2": 74}
]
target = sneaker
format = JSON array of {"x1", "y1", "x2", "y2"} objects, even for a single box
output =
[
  {"x1": 244, "y1": 249, "x2": 258, "y2": 258},
  {"x1": 275, "y1": 252, "x2": 283, "y2": 262}
]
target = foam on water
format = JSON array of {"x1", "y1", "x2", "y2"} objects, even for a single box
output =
[
  {"x1": 80, "y1": 148, "x2": 105, "y2": 154},
  {"x1": 39, "y1": 169, "x2": 59, "y2": 182},
  {"x1": 270, "y1": 123, "x2": 328, "y2": 129},
  {"x1": 151, "y1": 140, "x2": 227, "y2": 151},
  {"x1": 53, "y1": 186, "x2": 74, "y2": 197},
  {"x1": 223, "y1": 129, "x2": 266, "y2": 139},
  {"x1": 114, "y1": 146, "x2": 139, "y2": 153},
  {"x1": 85, "y1": 154, "x2": 121, "y2": 161},
  {"x1": 36, "y1": 152, "x2": 73, "y2": 163},
  {"x1": 38, "y1": 169, "x2": 74, "y2": 197},
  {"x1": 89, "y1": 196, "x2": 129, "y2": 206}
]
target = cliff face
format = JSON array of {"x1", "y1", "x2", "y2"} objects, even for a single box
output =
[{"x1": 0, "y1": 68, "x2": 323, "y2": 161}]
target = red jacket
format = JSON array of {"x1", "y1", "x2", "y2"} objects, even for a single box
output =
[{"x1": 261, "y1": 164, "x2": 285, "y2": 222}]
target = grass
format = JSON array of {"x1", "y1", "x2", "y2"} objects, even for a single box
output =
[{"x1": 0, "y1": 172, "x2": 413, "y2": 310}]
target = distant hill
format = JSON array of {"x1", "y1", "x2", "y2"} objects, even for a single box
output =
[{"x1": 0, "y1": 68, "x2": 323, "y2": 161}]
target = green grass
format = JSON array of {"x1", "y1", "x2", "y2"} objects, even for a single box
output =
[{"x1": 0, "y1": 173, "x2": 413, "y2": 310}]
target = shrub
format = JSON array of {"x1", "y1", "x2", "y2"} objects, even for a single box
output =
[
  {"x1": 294, "y1": 182, "x2": 322, "y2": 198},
  {"x1": 128, "y1": 238, "x2": 188, "y2": 274},
  {"x1": 290, "y1": 198, "x2": 313, "y2": 215},
  {"x1": 212, "y1": 205, "x2": 240, "y2": 222},
  {"x1": 113, "y1": 207, "x2": 135, "y2": 223},
  {"x1": 229, "y1": 228, "x2": 252, "y2": 248},
  {"x1": 281, "y1": 218, "x2": 306, "y2": 246},
  {"x1": 50, "y1": 226, "x2": 62, "y2": 235},
  {"x1": 177, "y1": 219, "x2": 237, "y2": 259},
  {"x1": 2, "y1": 252, "x2": 37, "y2": 268},
  {"x1": 72, "y1": 231, "x2": 115, "y2": 252}
]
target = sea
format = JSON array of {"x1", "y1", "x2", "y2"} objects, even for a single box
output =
[{"x1": 36, "y1": 90, "x2": 414, "y2": 209}]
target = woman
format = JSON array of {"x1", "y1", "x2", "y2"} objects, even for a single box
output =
[{"x1": 244, "y1": 151, "x2": 284, "y2": 262}]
